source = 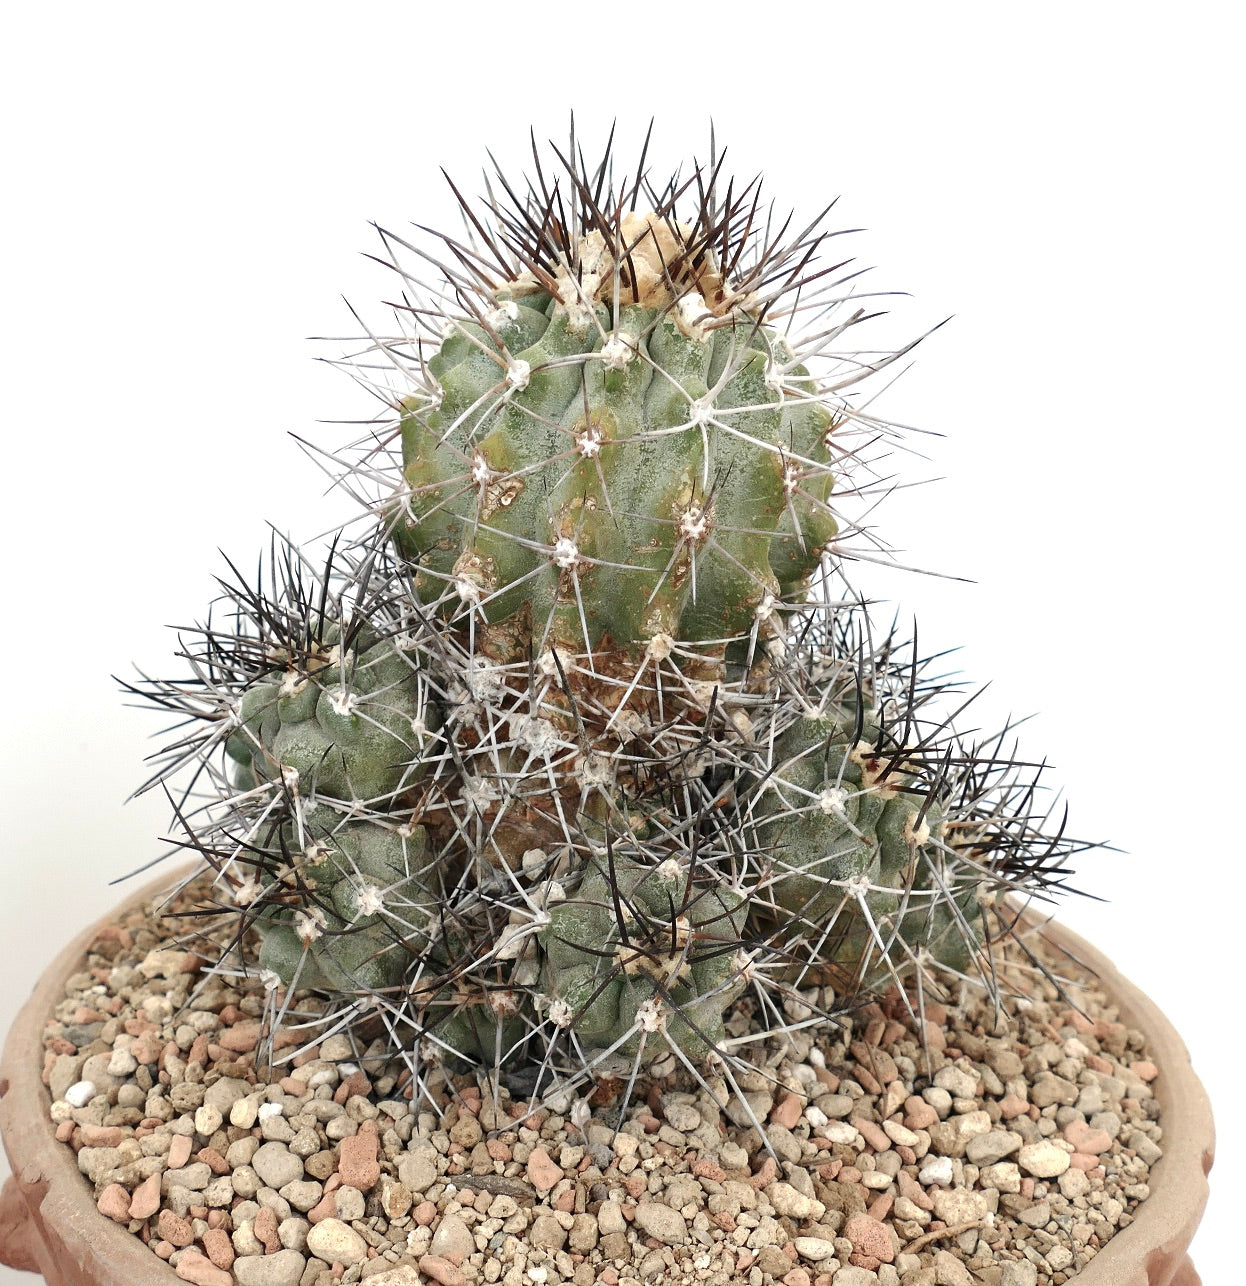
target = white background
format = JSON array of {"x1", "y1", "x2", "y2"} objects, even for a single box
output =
[{"x1": 1, "y1": 3, "x2": 1239, "y2": 1281}]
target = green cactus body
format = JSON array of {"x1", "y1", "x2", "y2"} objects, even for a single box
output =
[
  {"x1": 538, "y1": 856, "x2": 749, "y2": 1060},
  {"x1": 746, "y1": 711, "x2": 979, "y2": 986},
  {"x1": 396, "y1": 216, "x2": 837, "y2": 673}
]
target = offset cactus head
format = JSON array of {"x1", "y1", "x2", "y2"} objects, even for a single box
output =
[
  {"x1": 539, "y1": 852, "x2": 749, "y2": 1063},
  {"x1": 129, "y1": 127, "x2": 1091, "y2": 1123}
]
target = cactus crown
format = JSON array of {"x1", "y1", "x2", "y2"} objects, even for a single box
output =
[{"x1": 129, "y1": 127, "x2": 1089, "y2": 1121}]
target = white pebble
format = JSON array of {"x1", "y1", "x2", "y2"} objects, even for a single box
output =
[
  {"x1": 64, "y1": 1080, "x2": 96, "y2": 1107},
  {"x1": 107, "y1": 1049, "x2": 137, "y2": 1077},
  {"x1": 918, "y1": 1156, "x2": 954, "y2": 1187}
]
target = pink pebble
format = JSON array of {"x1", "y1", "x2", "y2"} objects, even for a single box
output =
[
  {"x1": 770, "y1": 1092, "x2": 804, "y2": 1130},
  {"x1": 339, "y1": 1120, "x2": 381, "y2": 1191},
  {"x1": 129, "y1": 1172, "x2": 162, "y2": 1221},
  {"x1": 96, "y1": 1183, "x2": 131, "y2": 1223},
  {"x1": 174, "y1": 1250, "x2": 233, "y2": 1285},
  {"x1": 1064, "y1": 1120, "x2": 1113, "y2": 1155},
  {"x1": 843, "y1": 1213, "x2": 894, "y2": 1264},
  {"x1": 525, "y1": 1145, "x2": 565, "y2": 1192},
  {"x1": 167, "y1": 1134, "x2": 193, "y2": 1170},
  {"x1": 202, "y1": 1227, "x2": 234, "y2": 1270}
]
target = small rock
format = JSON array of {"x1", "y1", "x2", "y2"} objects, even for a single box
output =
[
  {"x1": 767, "y1": 1181, "x2": 825, "y2": 1220},
  {"x1": 663, "y1": 1101, "x2": 702, "y2": 1132},
  {"x1": 64, "y1": 1080, "x2": 96, "y2": 1108},
  {"x1": 202, "y1": 1227, "x2": 235, "y2": 1271},
  {"x1": 770, "y1": 1092, "x2": 805, "y2": 1130},
  {"x1": 827, "y1": 1269, "x2": 875, "y2": 1286},
  {"x1": 202, "y1": 1076, "x2": 252, "y2": 1115},
  {"x1": 364, "y1": 1269, "x2": 423, "y2": 1286},
  {"x1": 397, "y1": 1151, "x2": 437, "y2": 1193},
  {"x1": 933, "y1": 1249, "x2": 974, "y2": 1285},
  {"x1": 232, "y1": 1249, "x2": 307, "y2": 1285},
  {"x1": 632, "y1": 1202, "x2": 688, "y2": 1246},
  {"x1": 379, "y1": 1177, "x2": 413, "y2": 1220},
  {"x1": 129, "y1": 1171, "x2": 163, "y2": 1220},
  {"x1": 1029, "y1": 1073, "x2": 1078, "y2": 1108},
  {"x1": 526, "y1": 1145, "x2": 564, "y2": 1192},
  {"x1": 157, "y1": 1209, "x2": 194, "y2": 1247},
  {"x1": 918, "y1": 1156, "x2": 954, "y2": 1187},
  {"x1": 279, "y1": 1179, "x2": 323, "y2": 1212},
  {"x1": 966, "y1": 1130, "x2": 1022, "y2": 1166},
  {"x1": 167, "y1": 1134, "x2": 194, "y2": 1170},
  {"x1": 174, "y1": 1250, "x2": 233, "y2": 1285},
  {"x1": 843, "y1": 1213, "x2": 894, "y2": 1264},
  {"x1": 194, "y1": 1104, "x2": 223, "y2": 1137},
  {"x1": 1063, "y1": 1120, "x2": 1113, "y2": 1155},
  {"x1": 334, "y1": 1185, "x2": 366, "y2": 1221},
  {"x1": 339, "y1": 1122, "x2": 381, "y2": 1191},
  {"x1": 96, "y1": 1184, "x2": 131, "y2": 1223},
  {"x1": 931, "y1": 1188, "x2": 989, "y2": 1225},
  {"x1": 529, "y1": 1212, "x2": 568, "y2": 1251},
  {"x1": 430, "y1": 1213, "x2": 475, "y2": 1262},
  {"x1": 418, "y1": 1255, "x2": 466, "y2": 1286},
  {"x1": 251, "y1": 1142, "x2": 304, "y2": 1189},
  {"x1": 306, "y1": 1216, "x2": 368, "y2": 1264},
  {"x1": 793, "y1": 1236, "x2": 838, "y2": 1262},
  {"x1": 137, "y1": 947, "x2": 198, "y2": 979},
  {"x1": 1018, "y1": 1141, "x2": 1071, "y2": 1178}
]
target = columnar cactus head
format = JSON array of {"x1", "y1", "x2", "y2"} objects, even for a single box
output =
[
  {"x1": 398, "y1": 264, "x2": 838, "y2": 672},
  {"x1": 129, "y1": 127, "x2": 1092, "y2": 1122}
]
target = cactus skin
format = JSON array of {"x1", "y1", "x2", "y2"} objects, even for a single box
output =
[
  {"x1": 539, "y1": 857, "x2": 749, "y2": 1061},
  {"x1": 396, "y1": 227, "x2": 837, "y2": 670}
]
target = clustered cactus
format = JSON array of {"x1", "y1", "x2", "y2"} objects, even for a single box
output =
[{"x1": 131, "y1": 128, "x2": 1086, "y2": 1112}]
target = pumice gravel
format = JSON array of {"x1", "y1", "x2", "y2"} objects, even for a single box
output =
[{"x1": 40, "y1": 875, "x2": 1161, "y2": 1286}]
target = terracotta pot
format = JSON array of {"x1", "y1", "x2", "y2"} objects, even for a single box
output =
[{"x1": 0, "y1": 874, "x2": 1214, "y2": 1284}]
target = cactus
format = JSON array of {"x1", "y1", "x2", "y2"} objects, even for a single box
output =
[
  {"x1": 130, "y1": 128, "x2": 1088, "y2": 1113},
  {"x1": 396, "y1": 216, "x2": 838, "y2": 671}
]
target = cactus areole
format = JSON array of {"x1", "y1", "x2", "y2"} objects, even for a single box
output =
[{"x1": 131, "y1": 129, "x2": 1087, "y2": 1104}]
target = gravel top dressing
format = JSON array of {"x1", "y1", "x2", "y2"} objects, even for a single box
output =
[{"x1": 39, "y1": 876, "x2": 1162, "y2": 1286}]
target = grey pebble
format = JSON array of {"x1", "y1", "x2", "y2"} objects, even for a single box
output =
[
  {"x1": 203, "y1": 1076, "x2": 252, "y2": 1114},
  {"x1": 163, "y1": 1162, "x2": 212, "y2": 1192},
  {"x1": 251, "y1": 1142, "x2": 305, "y2": 1189},
  {"x1": 632, "y1": 1202, "x2": 688, "y2": 1246},
  {"x1": 233, "y1": 1248, "x2": 307, "y2": 1285},
  {"x1": 966, "y1": 1130, "x2": 1023, "y2": 1166},
  {"x1": 279, "y1": 1179, "x2": 324, "y2": 1212}
]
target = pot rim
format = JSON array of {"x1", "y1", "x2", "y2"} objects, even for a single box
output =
[{"x1": 1, "y1": 871, "x2": 1214, "y2": 1285}]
